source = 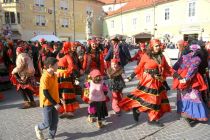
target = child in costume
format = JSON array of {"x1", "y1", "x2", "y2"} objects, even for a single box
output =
[
  {"x1": 87, "y1": 69, "x2": 108, "y2": 128},
  {"x1": 107, "y1": 58, "x2": 125, "y2": 115}
]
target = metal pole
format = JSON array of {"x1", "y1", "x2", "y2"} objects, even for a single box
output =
[
  {"x1": 53, "y1": 0, "x2": 57, "y2": 35},
  {"x1": 73, "y1": 0, "x2": 75, "y2": 41},
  {"x1": 120, "y1": 0, "x2": 123, "y2": 35},
  {"x1": 153, "y1": 0, "x2": 156, "y2": 38}
]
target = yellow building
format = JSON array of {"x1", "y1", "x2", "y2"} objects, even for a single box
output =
[
  {"x1": 0, "y1": 0, "x2": 104, "y2": 41},
  {"x1": 0, "y1": 1, "x2": 3, "y2": 33},
  {"x1": 103, "y1": 0, "x2": 210, "y2": 43}
]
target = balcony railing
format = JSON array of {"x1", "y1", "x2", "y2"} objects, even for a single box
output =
[
  {"x1": 3, "y1": 0, "x2": 19, "y2": 3},
  {"x1": 2, "y1": 2, "x2": 21, "y2": 8},
  {"x1": 3, "y1": 24, "x2": 22, "y2": 32}
]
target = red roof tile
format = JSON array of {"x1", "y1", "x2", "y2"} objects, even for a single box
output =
[
  {"x1": 97, "y1": 0, "x2": 129, "y2": 4},
  {"x1": 106, "y1": 0, "x2": 176, "y2": 16}
]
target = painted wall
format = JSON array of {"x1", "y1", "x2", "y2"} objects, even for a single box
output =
[
  {"x1": 103, "y1": 0, "x2": 210, "y2": 42},
  {"x1": 1, "y1": 0, "x2": 104, "y2": 41}
]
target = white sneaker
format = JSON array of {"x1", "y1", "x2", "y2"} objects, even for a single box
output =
[{"x1": 35, "y1": 125, "x2": 44, "y2": 140}]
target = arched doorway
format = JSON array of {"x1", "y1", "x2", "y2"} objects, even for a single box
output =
[{"x1": 133, "y1": 32, "x2": 152, "y2": 44}]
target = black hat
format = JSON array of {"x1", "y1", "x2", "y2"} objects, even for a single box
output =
[
  {"x1": 110, "y1": 35, "x2": 119, "y2": 41},
  {"x1": 44, "y1": 57, "x2": 58, "y2": 67}
]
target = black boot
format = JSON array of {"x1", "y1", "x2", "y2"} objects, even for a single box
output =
[
  {"x1": 148, "y1": 120, "x2": 164, "y2": 127},
  {"x1": 183, "y1": 118, "x2": 197, "y2": 127},
  {"x1": 132, "y1": 108, "x2": 140, "y2": 122}
]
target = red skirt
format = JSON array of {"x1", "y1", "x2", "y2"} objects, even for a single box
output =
[
  {"x1": 119, "y1": 72, "x2": 171, "y2": 121},
  {"x1": 57, "y1": 69, "x2": 79, "y2": 113},
  {"x1": 10, "y1": 75, "x2": 39, "y2": 95}
]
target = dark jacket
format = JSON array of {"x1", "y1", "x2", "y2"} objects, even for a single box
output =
[{"x1": 104, "y1": 43, "x2": 131, "y2": 67}]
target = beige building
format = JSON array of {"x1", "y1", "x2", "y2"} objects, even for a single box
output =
[
  {"x1": 103, "y1": 0, "x2": 210, "y2": 43},
  {"x1": 0, "y1": 0, "x2": 104, "y2": 41},
  {"x1": 0, "y1": 1, "x2": 3, "y2": 33}
]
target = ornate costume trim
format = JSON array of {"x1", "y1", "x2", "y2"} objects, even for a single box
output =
[
  {"x1": 127, "y1": 94, "x2": 161, "y2": 111},
  {"x1": 137, "y1": 84, "x2": 165, "y2": 96}
]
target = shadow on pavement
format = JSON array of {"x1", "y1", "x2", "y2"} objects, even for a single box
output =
[
  {"x1": 0, "y1": 102, "x2": 23, "y2": 110},
  {"x1": 56, "y1": 113, "x2": 137, "y2": 140},
  {"x1": 0, "y1": 99, "x2": 39, "y2": 110}
]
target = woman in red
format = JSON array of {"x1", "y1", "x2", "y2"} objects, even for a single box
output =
[
  {"x1": 69, "y1": 42, "x2": 83, "y2": 96},
  {"x1": 119, "y1": 39, "x2": 174, "y2": 127},
  {"x1": 83, "y1": 40, "x2": 105, "y2": 75},
  {"x1": 130, "y1": 43, "x2": 146, "y2": 64},
  {"x1": 56, "y1": 42, "x2": 79, "y2": 118}
]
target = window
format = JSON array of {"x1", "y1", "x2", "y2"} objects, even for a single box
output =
[
  {"x1": 60, "y1": 18, "x2": 69, "y2": 28},
  {"x1": 165, "y1": 8, "x2": 170, "y2": 20},
  {"x1": 17, "y1": 12, "x2": 20, "y2": 24},
  {"x1": 189, "y1": 1, "x2": 195, "y2": 17},
  {"x1": 146, "y1": 15, "x2": 150, "y2": 23},
  {"x1": 133, "y1": 18, "x2": 137, "y2": 25},
  {"x1": 35, "y1": 0, "x2": 44, "y2": 7},
  {"x1": 4, "y1": 11, "x2": 16, "y2": 24},
  {"x1": 5, "y1": 12, "x2": 10, "y2": 24},
  {"x1": 10, "y1": 12, "x2": 15, "y2": 24},
  {"x1": 111, "y1": 20, "x2": 114, "y2": 28},
  {"x1": 36, "y1": 15, "x2": 46, "y2": 26},
  {"x1": 3, "y1": 0, "x2": 18, "y2": 3},
  {"x1": 60, "y1": 0, "x2": 68, "y2": 10},
  {"x1": 108, "y1": 7, "x2": 112, "y2": 11}
]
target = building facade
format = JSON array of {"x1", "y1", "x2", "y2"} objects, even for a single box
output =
[
  {"x1": 103, "y1": 0, "x2": 210, "y2": 43},
  {"x1": 98, "y1": 0, "x2": 129, "y2": 13},
  {"x1": 0, "y1": 0, "x2": 104, "y2": 41},
  {"x1": 0, "y1": 1, "x2": 3, "y2": 33}
]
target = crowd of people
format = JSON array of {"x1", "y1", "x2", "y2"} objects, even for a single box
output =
[{"x1": 0, "y1": 35, "x2": 210, "y2": 140}]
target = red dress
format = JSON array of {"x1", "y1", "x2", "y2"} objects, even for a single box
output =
[
  {"x1": 83, "y1": 51, "x2": 105, "y2": 75},
  {"x1": 119, "y1": 53, "x2": 174, "y2": 121},
  {"x1": 57, "y1": 53, "x2": 79, "y2": 113}
]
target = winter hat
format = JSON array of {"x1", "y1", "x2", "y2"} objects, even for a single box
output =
[
  {"x1": 89, "y1": 69, "x2": 101, "y2": 78},
  {"x1": 149, "y1": 39, "x2": 161, "y2": 49},
  {"x1": 189, "y1": 44, "x2": 201, "y2": 52},
  {"x1": 62, "y1": 42, "x2": 71, "y2": 54},
  {"x1": 16, "y1": 47, "x2": 24, "y2": 53},
  {"x1": 89, "y1": 40, "x2": 97, "y2": 45},
  {"x1": 39, "y1": 38, "x2": 45, "y2": 43}
]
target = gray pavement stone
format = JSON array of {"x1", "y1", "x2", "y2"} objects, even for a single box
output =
[{"x1": 0, "y1": 61, "x2": 210, "y2": 140}]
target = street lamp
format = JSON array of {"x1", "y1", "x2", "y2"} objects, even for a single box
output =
[
  {"x1": 200, "y1": 28, "x2": 204, "y2": 40},
  {"x1": 153, "y1": 0, "x2": 156, "y2": 38}
]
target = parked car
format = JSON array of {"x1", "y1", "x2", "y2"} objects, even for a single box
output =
[{"x1": 164, "y1": 48, "x2": 179, "y2": 60}]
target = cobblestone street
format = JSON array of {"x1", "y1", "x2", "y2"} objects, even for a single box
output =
[{"x1": 0, "y1": 62, "x2": 210, "y2": 140}]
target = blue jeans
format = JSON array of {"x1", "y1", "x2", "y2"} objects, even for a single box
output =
[{"x1": 38, "y1": 106, "x2": 58, "y2": 139}]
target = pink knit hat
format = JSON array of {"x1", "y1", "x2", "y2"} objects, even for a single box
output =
[
  {"x1": 189, "y1": 44, "x2": 200, "y2": 52},
  {"x1": 89, "y1": 69, "x2": 101, "y2": 78}
]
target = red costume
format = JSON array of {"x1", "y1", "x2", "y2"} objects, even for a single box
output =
[
  {"x1": 56, "y1": 42, "x2": 79, "y2": 116},
  {"x1": 83, "y1": 40, "x2": 105, "y2": 75},
  {"x1": 119, "y1": 39, "x2": 174, "y2": 122}
]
